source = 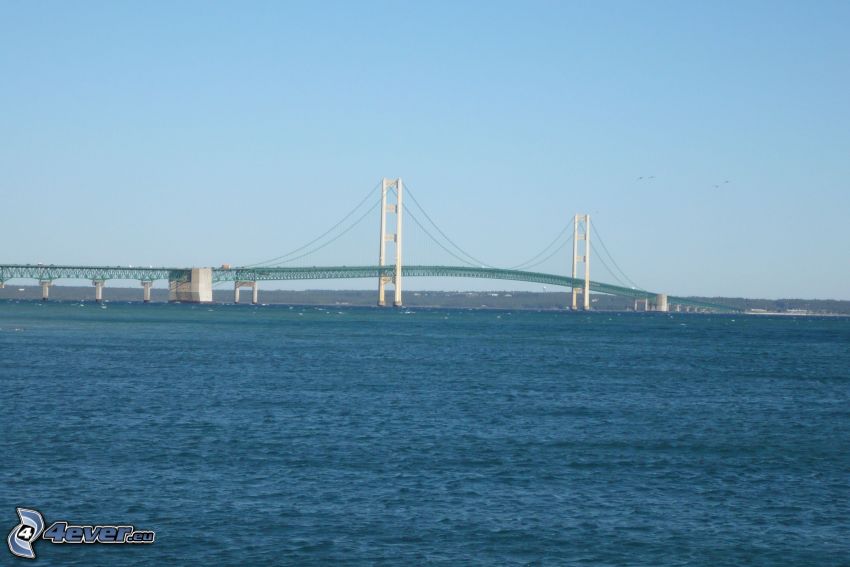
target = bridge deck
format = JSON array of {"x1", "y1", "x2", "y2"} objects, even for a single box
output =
[{"x1": 0, "y1": 264, "x2": 735, "y2": 311}]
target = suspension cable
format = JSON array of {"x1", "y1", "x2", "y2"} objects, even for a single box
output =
[
  {"x1": 590, "y1": 222, "x2": 645, "y2": 290},
  {"x1": 243, "y1": 181, "x2": 381, "y2": 267},
  {"x1": 403, "y1": 184, "x2": 496, "y2": 268},
  {"x1": 589, "y1": 241, "x2": 630, "y2": 288},
  {"x1": 403, "y1": 205, "x2": 478, "y2": 267},
  {"x1": 405, "y1": 183, "x2": 582, "y2": 272},
  {"x1": 517, "y1": 233, "x2": 574, "y2": 272},
  {"x1": 509, "y1": 218, "x2": 575, "y2": 270},
  {"x1": 262, "y1": 197, "x2": 381, "y2": 266}
]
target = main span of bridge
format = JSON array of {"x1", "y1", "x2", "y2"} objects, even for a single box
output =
[{"x1": 0, "y1": 176, "x2": 733, "y2": 311}]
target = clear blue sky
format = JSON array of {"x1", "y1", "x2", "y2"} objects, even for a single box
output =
[{"x1": 1, "y1": 1, "x2": 848, "y2": 299}]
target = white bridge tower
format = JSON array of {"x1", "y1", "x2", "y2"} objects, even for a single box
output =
[
  {"x1": 571, "y1": 213, "x2": 591, "y2": 310},
  {"x1": 378, "y1": 177, "x2": 403, "y2": 307}
]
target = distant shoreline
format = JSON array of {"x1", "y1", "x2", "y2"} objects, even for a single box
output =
[
  {"x1": 2, "y1": 285, "x2": 848, "y2": 316},
  {"x1": 3, "y1": 299, "x2": 848, "y2": 318}
]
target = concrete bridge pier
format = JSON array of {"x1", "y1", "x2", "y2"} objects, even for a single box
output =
[
  {"x1": 40, "y1": 280, "x2": 52, "y2": 301},
  {"x1": 92, "y1": 279, "x2": 105, "y2": 303},
  {"x1": 168, "y1": 268, "x2": 212, "y2": 303},
  {"x1": 656, "y1": 293, "x2": 668, "y2": 312},
  {"x1": 234, "y1": 281, "x2": 259, "y2": 305},
  {"x1": 141, "y1": 281, "x2": 153, "y2": 303}
]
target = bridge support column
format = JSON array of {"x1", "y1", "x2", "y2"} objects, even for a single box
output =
[
  {"x1": 40, "y1": 280, "x2": 52, "y2": 301},
  {"x1": 234, "y1": 281, "x2": 258, "y2": 304},
  {"x1": 656, "y1": 293, "x2": 668, "y2": 312},
  {"x1": 168, "y1": 268, "x2": 213, "y2": 303},
  {"x1": 571, "y1": 214, "x2": 591, "y2": 310},
  {"x1": 377, "y1": 177, "x2": 403, "y2": 307},
  {"x1": 141, "y1": 281, "x2": 153, "y2": 303},
  {"x1": 92, "y1": 279, "x2": 105, "y2": 303}
]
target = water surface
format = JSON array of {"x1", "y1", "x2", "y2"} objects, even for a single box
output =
[{"x1": 1, "y1": 301, "x2": 848, "y2": 565}]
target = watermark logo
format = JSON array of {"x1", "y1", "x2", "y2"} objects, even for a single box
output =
[
  {"x1": 7, "y1": 508, "x2": 154, "y2": 560},
  {"x1": 7, "y1": 508, "x2": 45, "y2": 559}
]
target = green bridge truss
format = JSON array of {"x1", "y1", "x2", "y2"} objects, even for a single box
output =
[
  {"x1": 0, "y1": 264, "x2": 736, "y2": 311},
  {"x1": 0, "y1": 265, "x2": 186, "y2": 282}
]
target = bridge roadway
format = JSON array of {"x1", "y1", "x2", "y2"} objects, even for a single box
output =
[{"x1": 0, "y1": 264, "x2": 734, "y2": 311}]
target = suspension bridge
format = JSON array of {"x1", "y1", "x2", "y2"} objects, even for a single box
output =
[{"x1": 0, "y1": 178, "x2": 733, "y2": 312}]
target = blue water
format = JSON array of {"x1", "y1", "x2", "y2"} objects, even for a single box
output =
[{"x1": 1, "y1": 301, "x2": 849, "y2": 565}]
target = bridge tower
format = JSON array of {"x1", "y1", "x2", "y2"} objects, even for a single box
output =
[
  {"x1": 571, "y1": 214, "x2": 591, "y2": 310},
  {"x1": 378, "y1": 177, "x2": 403, "y2": 307}
]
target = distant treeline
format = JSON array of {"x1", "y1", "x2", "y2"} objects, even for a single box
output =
[{"x1": 1, "y1": 286, "x2": 848, "y2": 314}]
